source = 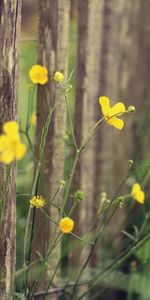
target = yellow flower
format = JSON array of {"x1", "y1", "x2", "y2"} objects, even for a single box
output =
[
  {"x1": 131, "y1": 183, "x2": 145, "y2": 204},
  {"x1": 59, "y1": 217, "x2": 74, "y2": 234},
  {"x1": 29, "y1": 64, "x2": 48, "y2": 85},
  {"x1": 99, "y1": 96, "x2": 126, "y2": 130},
  {"x1": 53, "y1": 71, "x2": 64, "y2": 82},
  {"x1": 30, "y1": 112, "x2": 37, "y2": 126},
  {"x1": 30, "y1": 195, "x2": 46, "y2": 208},
  {"x1": 0, "y1": 121, "x2": 27, "y2": 164}
]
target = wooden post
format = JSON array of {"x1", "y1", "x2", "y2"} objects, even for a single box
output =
[
  {"x1": 0, "y1": 1, "x2": 21, "y2": 299},
  {"x1": 31, "y1": 0, "x2": 70, "y2": 293}
]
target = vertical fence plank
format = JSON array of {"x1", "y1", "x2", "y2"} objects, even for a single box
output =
[
  {"x1": 32, "y1": 0, "x2": 70, "y2": 294},
  {"x1": 70, "y1": 0, "x2": 105, "y2": 275},
  {"x1": 0, "y1": 1, "x2": 21, "y2": 299}
]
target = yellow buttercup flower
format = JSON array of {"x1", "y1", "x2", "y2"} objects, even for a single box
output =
[
  {"x1": 30, "y1": 195, "x2": 46, "y2": 208},
  {"x1": 0, "y1": 121, "x2": 27, "y2": 164},
  {"x1": 29, "y1": 64, "x2": 48, "y2": 85},
  {"x1": 131, "y1": 183, "x2": 145, "y2": 204},
  {"x1": 59, "y1": 217, "x2": 74, "y2": 234},
  {"x1": 30, "y1": 112, "x2": 37, "y2": 126},
  {"x1": 99, "y1": 96, "x2": 126, "y2": 130},
  {"x1": 53, "y1": 71, "x2": 64, "y2": 82}
]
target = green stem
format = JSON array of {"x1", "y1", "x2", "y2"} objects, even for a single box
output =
[
  {"x1": 79, "y1": 229, "x2": 150, "y2": 299},
  {"x1": 72, "y1": 171, "x2": 131, "y2": 297},
  {"x1": 72, "y1": 203, "x2": 119, "y2": 299},
  {"x1": 59, "y1": 83, "x2": 77, "y2": 149},
  {"x1": 26, "y1": 84, "x2": 35, "y2": 132},
  {"x1": 43, "y1": 259, "x2": 62, "y2": 299},
  {"x1": 70, "y1": 232, "x2": 94, "y2": 246},
  {"x1": 62, "y1": 151, "x2": 80, "y2": 211},
  {"x1": 81, "y1": 118, "x2": 105, "y2": 149},
  {"x1": 23, "y1": 105, "x2": 56, "y2": 293},
  {"x1": 29, "y1": 232, "x2": 62, "y2": 298},
  {"x1": 41, "y1": 208, "x2": 93, "y2": 246}
]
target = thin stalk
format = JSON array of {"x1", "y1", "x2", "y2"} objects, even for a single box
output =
[
  {"x1": 41, "y1": 208, "x2": 93, "y2": 246},
  {"x1": 43, "y1": 259, "x2": 62, "y2": 299},
  {"x1": 26, "y1": 84, "x2": 35, "y2": 132},
  {"x1": 80, "y1": 110, "x2": 130, "y2": 151},
  {"x1": 49, "y1": 185, "x2": 62, "y2": 206},
  {"x1": 71, "y1": 170, "x2": 131, "y2": 297},
  {"x1": 20, "y1": 129, "x2": 33, "y2": 153},
  {"x1": 70, "y1": 233, "x2": 94, "y2": 246},
  {"x1": 23, "y1": 105, "x2": 56, "y2": 294},
  {"x1": 97, "y1": 173, "x2": 130, "y2": 242},
  {"x1": 24, "y1": 105, "x2": 55, "y2": 261},
  {"x1": 81, "y1": 118, "x2": 105, "y2": 150},
  {"x1": 79, "y1": 229, "x2": 150, "y2": 299},
  {"x1": 72, "y1": 203, "x2": 119, "y2": 299},
  {"x1": 62, "y1": 151, "x2": 80, "y2": 211},
  {"x1": 29, "y1": 232, "x2": 62, "y2": 298},
  {"x1": 59, "y1": 83, "x2": 77, "y2": 149},
  {"x1": 71, "y1": 172, "x2": 131, "y2": 297}
]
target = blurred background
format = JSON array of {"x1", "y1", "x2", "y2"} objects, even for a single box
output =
[{"x1": 17, "y1": 1, "x2": 150, "y2": 299}]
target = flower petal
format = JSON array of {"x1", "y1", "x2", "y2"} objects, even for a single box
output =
[
  {"x1": 38, "y1": 76, "x2": 48, "y2": 85},
  {"x1": 131, "y1": 183, "x2": 145, "y2": 204},
  {"x1": 15, "y1": 143, "x2": 27, "y2": 160},
  {"x1": 136, "y1": 191, "x2": 145, "y2": 204},
  {"x1": 107, "y1": 117, "x2": 124, "y2": 130},
  {"x1": 111, "y1": 102, "x2": 126, "y2": 116},
  {"x1": 0, "y1": 150, "x2": 15, "y2": 164},
  {"x1": 99, "y1": 96, "x2": 110, "y2": 115},
  {"x1": 0, "y1": 135, "x2": 10, "y2": 151},
  {"x1": 3, "y1": 121, "x2": 19, "y2": 133},
  {"x1": 131, "y1": 183, "x2": 141, "y2": 195}
]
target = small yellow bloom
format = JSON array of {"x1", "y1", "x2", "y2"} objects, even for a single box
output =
[
  {"x1": 99, "y1": 96, "x2": 126, "y2": 130},
  {"x1": 30, "y1": 112, "x2": 37, "y2": 126},
  {"x1": 59, "y1": 217, "x2": 74, "y2": 234},
  {"x1": 30, "y1": 195, "x2": 46, "y2": 208},
  {"x1": 53, "y1": 71, "x2": 64, "y2": 82},
  {"x1": 131, "y1": 183, "x2": 145, "y2": 204},
  {"x1": 0, "y1": 121, "x2": 27, "y2": 164},
  {"x1": 29, "y1": 64, "x2": 48, "y2": 85}
]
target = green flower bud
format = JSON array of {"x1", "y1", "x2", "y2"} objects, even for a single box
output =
[
  {"x1": 127, "y1": 106, "x2": 135, "y2": 113},
  {"x1": 66, "y1": 84, "x2": 73, "y2": 93},
  {"x1": 63, "y1": 133, "x2": 69, "y2": 142},
  {"x1": 118, "y1": 196, "x2": 124, "y2": 208},
  {"x1": 106, "y1": 199, "x2": 111, "y2": 204},
  {"x1": 101, "y1": 192, "x2": 107, "y2": 203},
  {"x1": 60, "y1": 180, "x2": 66, "y2": 187},
  {"x1": 128, "y1": 159, "x2": 134, "y2": 166},
  {"x1": 118, "y1": 196, "x2": 124, "y2": 202},
  {"x1": 74, "y1": 190, "x2": 84, "y2": 202}
]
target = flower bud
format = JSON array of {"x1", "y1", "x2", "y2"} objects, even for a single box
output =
[
  {"x1": 118, "y1": 196, "x2": 124, "y2": 208},
  {"x1": 74, "y1": 190, "x2": 84, "y2": 202},
  {"x1": 53, "y1": 71, "x2": 64, "y2": 82},
  {"x1": 101, "y1": 192, "x2": 107, "y2": 203},
  {"x1": 128, "y1": 159, "x2": 134, "y2": 166},
  {"x1": 63, "y1": 133, "x2": 69, "y2": 142},
  {"x1": 66, "y1": 84, "x2": 73, "y2": 93},
  {"x1": 60, "y1": 180, "x2": 66, "y2": 187},
  {"x1": 127, "y1": 106, "x2": 135, "y2": 113}
]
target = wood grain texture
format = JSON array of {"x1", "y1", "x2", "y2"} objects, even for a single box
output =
[
  {"x1": 31, "y1": 0, "x2": 70, "y2": 294},
  {"x1": 0, "y1": 0, "x2": 21, "y2": 299}
]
